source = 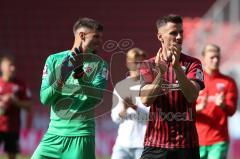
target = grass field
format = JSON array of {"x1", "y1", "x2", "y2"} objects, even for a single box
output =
[{"x1": 0, "y1": 155, "x2": 110, "y2": 159}]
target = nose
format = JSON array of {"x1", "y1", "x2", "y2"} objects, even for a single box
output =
[
  {"x1": 176, "y1": 33, "x2": 183, "y2": 40},
  {"x1": 213, "y1": 57, "x2": 219, "y2": 63}
]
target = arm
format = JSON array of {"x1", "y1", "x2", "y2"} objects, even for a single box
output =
[
  {"x1": 12, "y1": 97, "x2": 32, "y2": 111},
  {"x1": 140, "y1": 73, "x2": 164, "y2": 106},
  {"x1": 135, "y1": 97, "x2": 149, "y2": 115},
  {"x1": 140, "y1": 48, "x2": 166, "y2": 106},
  {"x1": 174, "y1": 65, "x2": 201, "y2": 103},
  {"x1": 112, "y1": 90, "x2": 149, "y2": 124},
  {"x1": 40, "y1": 55, "x2": 63, "y2": 106},
  {"x1": 170, "y1": 43, "x2": 204, "y2": 103},
  {"x1": 0, "y1": 94, "x2": 32, "y2": 111},
  {"x1": 196, "y1": 90, "x2": 208, "y2": 112},
  {"x1": 218, "y1": 80, "x2": 238, "y2": 116},
  {"x1": 111, "y1": 89, "x2": 126, "y2": 124},
  {"x1": 127, "y1": 97, "x2": 149, "y2": 121},
  {"x1": 0, "y1": 85, "x2": 32, "y2": 111}
]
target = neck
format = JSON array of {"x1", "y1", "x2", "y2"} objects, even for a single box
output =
[
  {"x1": 129, "y1": 71, "x2": 139, "y2": 81},
  {"x1": 159, "y1": 50, "x2": 170, "y2": 63},
  {"x1": 71, "y1": 44, "x2": 80, "y2": 53},
  {"x1": 2, "y1": 74, "x2": 11, "y2": 82},
  {"x1": 205, "y1": 68, "x2": 218, "y2": 75}
]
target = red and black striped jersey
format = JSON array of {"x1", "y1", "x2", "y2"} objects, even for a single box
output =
[
  {"x1": 140, "y1": 53, "x2": 204, "y2": 148},
  {"x1": 0, "y1": 77, "x2": 31, "y2": 133}
]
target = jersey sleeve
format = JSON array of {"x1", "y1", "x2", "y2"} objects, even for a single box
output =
[
  {"x1": 111, "y1": 88, "x2": 125, "y2": 124},
  {"x1": 186, "y1": 59, "x2": 205, "y2": 90},
  {"x1": 40, "y1": 55, "x2": 62, "y2": 106},
  {"x1": 223, "y1": 79, "x2": 238, "y2": 116}
]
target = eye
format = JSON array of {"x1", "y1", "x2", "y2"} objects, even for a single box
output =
[{"x1": 170, "y1": 31, "x2": 178, "y2": 36}]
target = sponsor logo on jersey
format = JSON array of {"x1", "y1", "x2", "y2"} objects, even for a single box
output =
[{"x1": 161, "y1": 83, "x2": 180, "y2": 91}]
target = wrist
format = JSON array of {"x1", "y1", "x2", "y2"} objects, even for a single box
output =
[
  {"x1": 173, "y1": 63, "x2": 181, "y2": 70},
  {"x1": 119, "y1": 109, "x2": 127, "y2": 118},
  {"x1": 131, "y1": 105, "x2": 137, "y2": 110},
  {"x1": 11, "y1": 95, "x2": 18, "y2": 103},
  {"x1": 218, "y1": 103, "x2": 225, "y2": 109}
]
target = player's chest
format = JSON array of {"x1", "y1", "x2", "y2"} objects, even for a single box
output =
[
  {"x1": 157, "y1": 64, "x2": 189, "y2": 91},
  {"x1": 206, "y1": 78, "x2": 228, "y2": 95},
  {"x1": 0, "y1": 82, "x2": 19, "y2": 95}
]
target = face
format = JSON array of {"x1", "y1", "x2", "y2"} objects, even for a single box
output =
[
  {"x1": 0, "y1": 59, "x2": 15, "y2": 77},
  {"x1": 127, "y1": 55, "x2": 145, "y2": 73},
  {"x1": 203, "y1": 51, "x2": 220, "y2": 71},
  {"x1": 158, "y1": 22, "x2": 183, "y2": 61},
  {"x1": 80, "y1": 29, "x2": 103, "y2": 53}
]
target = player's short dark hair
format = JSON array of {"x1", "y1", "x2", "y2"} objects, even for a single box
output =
[
  {"x1": 0, "y1": 54, "x2": 15, "y2": 64},
  {"x1": 156, "y1": 14, "x2": 183, "y2": 30},
  {"x1": 202, "y1": 44, "x2": 221, "y2": 56},
  {"x1": 73, "y1": 17, "x2": 103, "y2": 34}
]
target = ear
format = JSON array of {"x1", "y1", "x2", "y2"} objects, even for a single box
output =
[
  {"x1": 157, "y1": 32, "x2": 164, "y2": 43},
  {"x1": 79, "y1": 32, "x2": 85, "y2": 40}
]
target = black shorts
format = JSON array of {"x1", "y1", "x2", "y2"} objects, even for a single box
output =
[
  {"x1": 140, "y1": 146, "x2": 200, "y2": 159},
  {"x1": 0, "y1": 132, "x2": 19, "y2": 154}
]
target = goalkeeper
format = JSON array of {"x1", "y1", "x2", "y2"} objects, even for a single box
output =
[{"x1": 32, "y1": 17, "x2": 108, "y2": 159}]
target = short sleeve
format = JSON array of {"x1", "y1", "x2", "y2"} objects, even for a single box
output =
[{"x1": 186, "y1": 59, "x2": 205, "y2": 90}]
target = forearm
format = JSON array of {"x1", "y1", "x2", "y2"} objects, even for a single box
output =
[
  {"x1": 40, "y1": 82, "x2": 63, "y2": 106},
  {"x1": 174, "y1": 65, "x2": 199, "y2": 103},
  {"x1": 196, "y1": 103, "x2": 205, "y2": 113},
  {"x1": 12, "y1": 99, "x2": 32, "y2": 111},
  {"x1": 222, "y1": 102, "x2": 237, "y2": 116},
  {"x1": 140, "y1": 73, "x2": 164, "y2": 105},
  {"x1": 111, "y1": 104, "x2": 127, "y2": 124}
]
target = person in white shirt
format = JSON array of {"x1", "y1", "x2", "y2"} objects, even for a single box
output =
[{"x1": 111, "y1": 48, "x2": 149, "y2": 159}]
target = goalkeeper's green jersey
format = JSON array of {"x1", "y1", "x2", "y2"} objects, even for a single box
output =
[{"x1": 40, "y1": 50, "x2": 108, "y2": 136}]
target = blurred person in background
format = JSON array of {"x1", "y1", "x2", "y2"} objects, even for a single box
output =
[
  {"x1": 196, "y1": 44, "x2": 238, "y2": 159},
  {"x1": 111, "y1": 48, "x2": 149, "y2": 159},
  {"x1": 0, "y1": 55, "x2": 32, "y2": 159}
]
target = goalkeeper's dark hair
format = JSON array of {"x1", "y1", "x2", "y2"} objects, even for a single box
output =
[{"x1": 73, "y1": 17, "x2": 103, "y2": 35}]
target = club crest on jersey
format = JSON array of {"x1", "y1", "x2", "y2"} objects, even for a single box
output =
[
  {"x1": 84, "y1": 65, "x2": 93, "y2": 73},
  {"x1": 216, "y1": 83, "x2": 225, "y2": 91},
  {"x1": 42, "y1": 64, "x2": 48, "y2": 78}
]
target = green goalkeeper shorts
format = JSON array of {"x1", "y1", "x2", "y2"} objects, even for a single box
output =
[
  {"x1": 199, "y1": 141, "x2": 229, "y2": 159},
  {"x1": 31, "y1": 133, "x2": 95, "y2": 159}
]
